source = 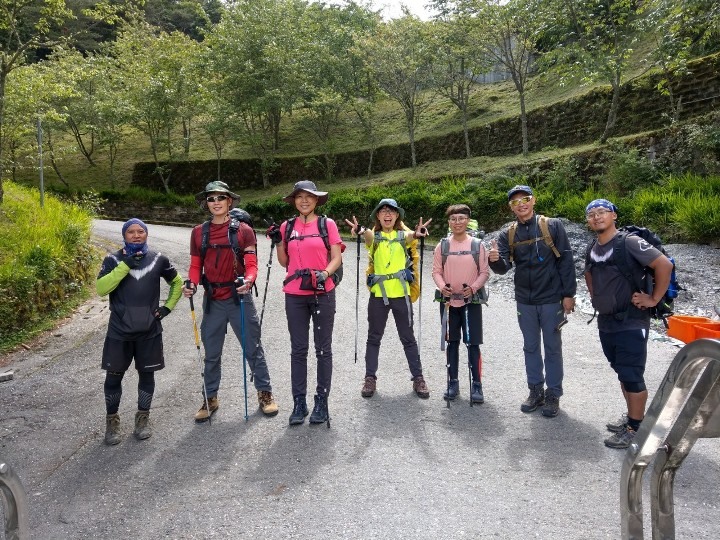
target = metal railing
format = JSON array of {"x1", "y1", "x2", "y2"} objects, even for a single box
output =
[
  {"x1": 0, "y1": 458, "x2": 29, "y2": 540},
  {"x1": 621, "y1": 338, "x2": 720, "y2": 539}
]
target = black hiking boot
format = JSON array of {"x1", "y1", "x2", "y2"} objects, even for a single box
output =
[
  {"x1": 309, "y1": 394, "x2": 330, "y2": 425},
  {"x1": 541, "y1": 393, "x2": 560, "y2": 417},
  {"x1": 443, "y1": 379, "x2": 460, "y2": 401},
  {"x1": 471, "y1": 381, "x2": 484, "y2": 404},
  {"x1": 520, "y1": 383, "x2": 545, "y2": 413},
  {"x1": 288, "y1": 396, "x2": 309, "y2": 426}
]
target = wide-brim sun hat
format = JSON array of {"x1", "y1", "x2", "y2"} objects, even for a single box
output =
[
  {"x1": 282, "y1": 180, "x2": 329, "y2": 206},
  {"x1": 507, "y1": 184, "x2": 534, "y2": 201},
  {"x1": 195, "y1": 181, "x2": 240, "y2": 206},
  {"x1": 370, "y1": 198, "x2": 405, "y2": 220}
]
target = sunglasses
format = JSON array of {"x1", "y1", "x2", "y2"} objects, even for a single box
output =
[
  {"x1": 509, "y1": 195, "x2": 533, "y2": 207},
  {"x1": 206, "y1": 195, "x2": 229, "y2": 203}
]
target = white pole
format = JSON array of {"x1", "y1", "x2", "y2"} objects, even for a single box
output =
[{"x1": 37, "y1": 117, "x2": 45, "y2": 208}]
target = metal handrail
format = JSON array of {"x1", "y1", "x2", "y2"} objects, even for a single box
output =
[
  {"x1": 620, "y1": 338, "x2": 720, "y2": 540},
  {"x1": 0, "y1": 458, "x2": 29, "y2": 540}
]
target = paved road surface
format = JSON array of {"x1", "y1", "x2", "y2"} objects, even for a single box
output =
[{"x1": 1, "y1": 220, "x2": 718, "y2": 539}]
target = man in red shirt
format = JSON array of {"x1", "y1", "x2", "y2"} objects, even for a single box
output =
[{"x1": 183, "y1": 181, "x2": 278, "y2": 422}]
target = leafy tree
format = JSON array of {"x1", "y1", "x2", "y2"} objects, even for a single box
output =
[
  {"x1": 540, "y1": 0, "x2": 648, "y2": 143},
  {"x1": 206, "y1": 0, "x2": 305, "y2": 187},
  {"x1": 0, "y1": 0, "x2": 74, "y2": 203},
  {"x1": 358, "y1": 13, "x2": 436, "y2": 168}
]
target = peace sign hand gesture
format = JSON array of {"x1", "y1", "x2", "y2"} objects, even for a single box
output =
[{"x1": 415, "y1": 217, "x2": 432, "y2": 237}]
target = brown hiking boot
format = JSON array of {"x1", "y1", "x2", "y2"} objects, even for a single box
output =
[
  {"x1": 361, "y1": 376, "x2": 376, "y2": 398},
  {"x1": 194, "y1": 396, "x2": 219, "y2": 423},
  {"x1": 104, "y1": 413, "x2": 121, "y2": 446},
  {"x1": 258, "y1": 391, "x2": 279, "y2": 416},
  {"x1": 133, "y1": 411, "x2": 152, "y2": 440},
  {"x1": 412, "y1": 376, "x2": 430, "y2": 399}
]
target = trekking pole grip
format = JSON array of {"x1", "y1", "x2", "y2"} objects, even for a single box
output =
[{"x1": 185, "y1": 279, "x2": 195, "y2": 311}]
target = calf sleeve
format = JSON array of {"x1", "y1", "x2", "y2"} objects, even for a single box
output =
[
  {"x1": 622, "y1": 381, "x2": 647, "y2": 393},
  {"x1": 467, "y1": 345, "x2": 481, "y2": 381},
  {"x1": 446, "y1": 341, "x2": 460, "y2": 379},
  {"x1": 104, "y1": 371, "x2": 125, "y2": 414},
  {"x1": 137, "y1": 370, "x2": 156, "y2": 411}
]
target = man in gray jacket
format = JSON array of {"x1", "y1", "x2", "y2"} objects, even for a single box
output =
[{"x1": 488, "y1": 185, "x2": 576, "y2": 417}]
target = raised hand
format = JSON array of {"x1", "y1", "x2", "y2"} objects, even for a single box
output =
[
  {"x1": 488, "y1": 239, "x2": 500, "y2": 262},
  {"x1": 344, "y1": 216, "x2": 365, "y2": 236},
  {"x1": 415, "y1": 217, "x2": 432, "y2": 237},
  {"x1": 265, "y1": 223, "x2": 282, "y2": 245}
]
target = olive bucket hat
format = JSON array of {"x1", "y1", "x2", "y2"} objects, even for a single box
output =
[
  {"x1": 282, "y1": 180, "x2": 329, "y2": 206},
  {"x1": 370, "y1": 198, "x2": 405, "y2": 220},
  {"x1": 195, "y1": 181, "x2": 240, "y2": 206}
]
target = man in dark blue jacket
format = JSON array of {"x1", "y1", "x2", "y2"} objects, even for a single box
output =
[{"x1": 488, "y1": 186, "x2": 576, "y2": 417}]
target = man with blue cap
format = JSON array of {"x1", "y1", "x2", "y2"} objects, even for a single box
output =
[
  {"x1": 584, "y1": 198, "x2": 673, "y2": 449},
  {"x1": 97, "y1": 218, "x2": 184, "y2": 445},
  {"x1": 488, "y1": 185, "x2": 576, "y2": 418}
]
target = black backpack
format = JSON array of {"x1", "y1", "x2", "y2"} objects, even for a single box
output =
[
  {"x1": 284, "y1": 215, "x2": 343, "y2": 286},
  {"x1": 586, "y1": 225, "x2": 680, "y2": 325}
]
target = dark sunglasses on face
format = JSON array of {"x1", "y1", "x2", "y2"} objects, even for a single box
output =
[
  {"x1": 206, "y1": 195, "x2": 229, "y2": 203},
  {"x1": 509, "y1": 195, "x2": 533, "y2": 207}
]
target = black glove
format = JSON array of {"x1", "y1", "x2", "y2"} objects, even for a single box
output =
[
  {"x1": 154, "y1": 306, "x2": 171, "y2": 320},
  {"x1": 266, "y1": 224, "x2": 282, "y2": 245},
  {"x1": 122, "y1": 255, "x2": 142, "y2": 269}
]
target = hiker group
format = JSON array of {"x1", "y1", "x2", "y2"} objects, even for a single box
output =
[{"x1": 97, "y1": 179, "x2": 674, "y2": 451}]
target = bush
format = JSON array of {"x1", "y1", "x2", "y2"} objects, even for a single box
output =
[
  {"x1": 673, "y1": 193, "x2": 720, "y2": 244},
  {"x1": 592, "y1": 145, "x2": 660, "y2": 196}
]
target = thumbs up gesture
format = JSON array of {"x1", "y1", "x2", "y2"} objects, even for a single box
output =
[{"x1": 488, "y1": 239, "x2": 500, "y2": 262}]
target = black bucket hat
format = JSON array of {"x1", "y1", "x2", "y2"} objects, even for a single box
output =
[
  {"x1": 370, "y1": 198, "x2": 405, "y2": 220},
  {"x1": 195, "y1": 181, "x2": 240, "y2": 206},
  {"x1": 282, "y1": 180, "x2": 329, "y2": 206}
]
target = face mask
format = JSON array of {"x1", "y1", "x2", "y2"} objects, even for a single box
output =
[{"x1": 124, "y1": 241, "x2": 148, "y2": 257}]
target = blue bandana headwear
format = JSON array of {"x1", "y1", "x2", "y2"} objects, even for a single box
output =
[
  {"x1": 585, "y1": 199, "x2": 617, "y2": 214},
  {"x1": 122, "y1": 218, "x2": 149, "y2": 257}
]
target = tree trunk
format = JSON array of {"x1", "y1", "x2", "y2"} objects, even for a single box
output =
[
  {"x1": 46, "y1": 128, "x2": 70, "y2": 188},
  {"x1": 183, "y1": 118, "x2": 191, "y2": 157},
  {"x1": 461, "y1": 106, "x2": 471, "y2": 158},
  {"x1": 519, "y1": 90, "x2": 529, "y2": 157},
  {"x1": 367, "y1": 148, "x2": 374, "y2": 181},
  {"x1": 67, "y1": 116, "x2": 96, "y2": 166},
  {"x1": 600, "y1": 78, "x2": 621, "y2": 143},
  {"x1": 0, "y1": 68, "x2": 7, "y2": 204}
]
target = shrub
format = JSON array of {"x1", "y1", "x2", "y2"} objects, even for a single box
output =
[
  {"x1": 593, "y1": 145, "x2": 660, "y2": 196},
  {"x1": 672, "y1": 193, "x2": 720, "y2": 243}
]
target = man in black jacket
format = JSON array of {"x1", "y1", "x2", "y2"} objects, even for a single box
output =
[{"x1": 488, "y1": 186, "x2": 576, "y2": 417}]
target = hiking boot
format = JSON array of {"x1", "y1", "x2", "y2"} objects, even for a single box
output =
[
  {"x1": 413, "y1": 376, "x2": 430, "y2": 399},
  {"x1": 133, "y1": 411, "x2": 152, "y2": 440},
  {"x1": 520, "y1": 383, "x2": 545, "y2": 413},
  {"x1": 361, "y1": 376, "x2": 377, "y2": 398},
  {"x1": 471, "y1": 381, "x2": 484, "y2": 404},
  {"x1": 258, "y1": 391, "x2": 279, "y2": 417},
  {"x1": 194, "y1": 396, "x2": 219, "y2": 423},
  {"x1": 604, "y1": 425, "x2": 636, "y2": 449},
  {"x1": 309, "y1": 394, "x2": 330, "y2": 424},
  {"x1": 606, "y1": 413, "x2": 629, "y2": 433},
  {"x1": 104, "y1": 413, "x2": 121, "y2": 446},
  {"x1": 443, "y1": 379, "x2": 460, "y2": 401},
  {"x1": 289, "y1": 396, "x2": 309, "y2": 425},
  {"x1": 542, "y1": 393, "x2": 560, "y2": 417}
]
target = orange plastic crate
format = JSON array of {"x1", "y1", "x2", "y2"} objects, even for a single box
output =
[
  {"x1": 694, "y1": 323, "x2": 720, "y2": 340},
  {"x1": 666, "y1": 315, "x2": 712, "y2": 343}
]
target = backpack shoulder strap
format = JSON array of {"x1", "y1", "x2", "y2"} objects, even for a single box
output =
[
  {"x1": 508, "y1": 222, "x2": 518, "y2": 262},
  {"x1": 538, "y1": 215, "x2": 561, "y2": 258},
  {"x1": 613, "y1": 231, "x2": 643, "y2": 291},
  {"x1": 200, "y1": 220, "x2": 211, "y2": 262},
  {"x1": 469, "y1": 237, "x2": 481, "y2": 271},
  {"x1": 440, "y1": 237, "x2": 449, "y2": 268},
  {"x1": 317, "y1": 215, "x2": 331, "y2": 252},
  {"x1": 283, "y1": 217, "x2": 297, "y2": 260}
]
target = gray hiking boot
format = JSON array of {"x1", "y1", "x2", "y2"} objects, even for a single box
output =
[
  {"x1": 471, "y1": 381, "x2": 484, "y2": 404},
  {"x1": 443, "y1": 379, "x2": 460, "y2": 401},
  {"x1": 133, "y1": 411, "x2": 152, "y2": 440},
  {"x1": 604, "y1": 425, "x2": 636, "y2": 449},
  {"x1": 105, "y1": 413, "x2": 121, "y2": 446},
  {"x1": 542, "y1": 393, "x2": 560, "y2": 417},
  {"x1": 520, "y1": 383, "x2": 545, "y2": 413},
  {"x1": 606, "y1": 413, "x2": 628, "y2": 433}
]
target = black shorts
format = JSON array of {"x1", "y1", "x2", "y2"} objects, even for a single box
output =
[
  {"x1": 599, "y1": 329, "x2": 648, "y2": 385},
  {"x1": 101, "y1": 335, "x2": 165, "y2": 372}
]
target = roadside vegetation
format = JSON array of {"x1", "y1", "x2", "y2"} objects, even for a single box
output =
[{"x1": 0, "y1": 183, "x2": 98, "y2": 354}]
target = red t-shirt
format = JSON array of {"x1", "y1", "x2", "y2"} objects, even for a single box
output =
[{"x1": 190, "y1": 221, "x2": 256, "y2": 300}]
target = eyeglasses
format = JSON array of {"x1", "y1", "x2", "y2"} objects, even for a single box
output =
[
  {"x1": 509, "y1": 195, "x2": 533, "y2": 207},
  {"x1": 378, "y1": 207, "x2": 398, "y2": 214},
  {"x1": 586, "y1": 209, "x2": 612, "y2": 220},
  {"x1": 206, "y1": 195, "x2": 229, "y2": 203},
  {"x1": 448, "y1": 216, "x2": 469, "y2": 223}
]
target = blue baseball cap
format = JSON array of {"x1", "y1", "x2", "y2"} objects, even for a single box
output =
[
  {"x1": 507, "y1": 185, "x2": 534, "y2": 201},
  {"x1": 585, "y1": 199, "x2": 618, "y2": 214}
]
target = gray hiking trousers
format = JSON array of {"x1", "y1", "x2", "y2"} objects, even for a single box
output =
[
  {"x1": 516, "y1": 301, "x2": 565, "y2": 397},
  {"x1": 200, "y1": 295, "x2": 272, "y2": 397}
]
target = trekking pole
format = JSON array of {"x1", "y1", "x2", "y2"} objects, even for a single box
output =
[
  {"x1": 237, "y1": 279, "x2": 249, "y2": 422},
  {"x1": 186, "y1": 280, "x2": 211, "y2": 425},
  {"x1": 443, "y1": 299, "x2": 451, "y2": 409},
  {"x1": 463, "y1": 284, "x2": 473, "y2": 408},
  {"x1": 354, "y1": 227, "x2": 362, "y2": 363},
  {"x1": 259, "y1": 218, "x2": 276, "y2": 329},
  {"x1": 418, "y1": 235, "x2": 425, "y2": 356}
]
